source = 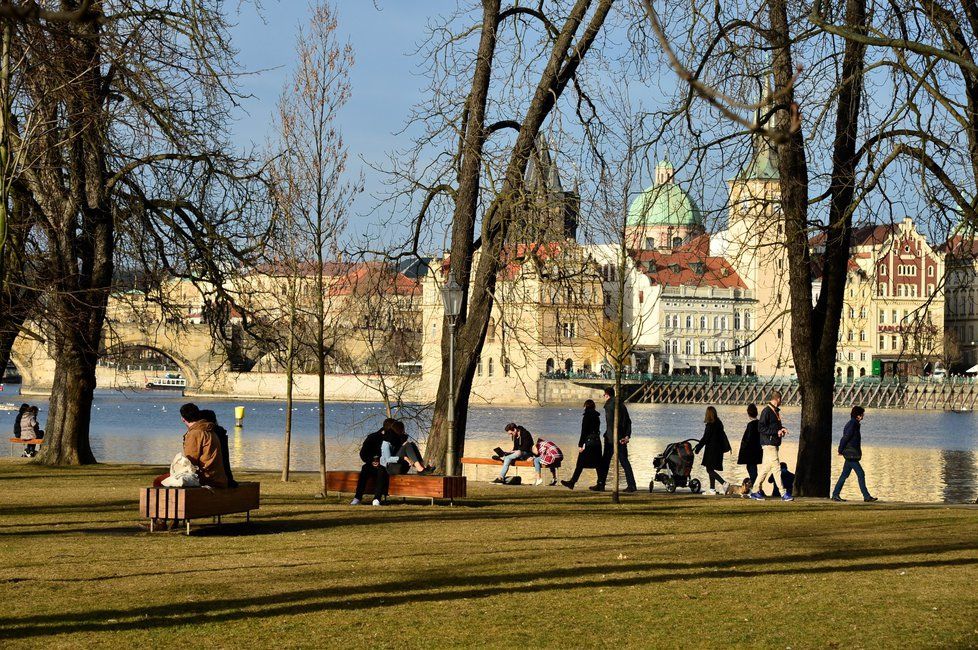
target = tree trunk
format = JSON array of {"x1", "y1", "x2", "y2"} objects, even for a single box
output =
[
  {"x1": 40, "y1": 335, "x2": 98, "y2": 465},
  {"x1": 282, "y1": 327, "x2": 295, "y2": 482},
  {"x1": 794, "y1": 379, "x2": 834, "y2": 497}
]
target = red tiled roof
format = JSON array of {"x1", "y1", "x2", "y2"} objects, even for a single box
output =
[
  {"x1": 327, "y1": 262, "x2": 420, "y2": 297},
  {"x1": 632, "y1": 248, "x2": 746, "y2": 289}
]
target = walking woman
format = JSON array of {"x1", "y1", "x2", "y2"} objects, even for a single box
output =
[
  {"x1": 561, "y1": 399, "x2": 603, "y2": 489},
  {"x1": 831, "y1": 406, "x2": 878, "y2": 502},
  {"x1": 737, "y1": 403, "x2": 762, "y2": 491},
  {"x1": 695, "y1": 406, "x2": 731, "y2": 494}
]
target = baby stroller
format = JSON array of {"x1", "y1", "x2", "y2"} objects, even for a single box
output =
[{"x1": 650, "y1": 438, "x2": 701, "y2": 493}]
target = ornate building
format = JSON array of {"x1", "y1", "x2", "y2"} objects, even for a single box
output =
[{"x1": 626, "y1": 160, "x2": 705, "y2": 251}]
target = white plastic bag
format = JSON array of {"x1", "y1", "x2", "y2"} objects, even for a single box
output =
[{"x1": 161, "y1": 453, "x2": 200, "y2": 487}]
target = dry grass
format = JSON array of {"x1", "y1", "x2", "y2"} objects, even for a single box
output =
[{"x1": 1, "y1": 459, "x2": 977, "y2": 649}]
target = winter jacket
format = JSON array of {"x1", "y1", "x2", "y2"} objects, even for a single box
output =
[
  {"x1": 603, "y1": 399, "x2": 632, "y2": 443},
  {"x1": 512, "y1": 426, "x2": 535, "y2": 455},
  {"x1": 576, "y1": 408, "x2": 603, "y2": 468},
  {"x1": 838, "y1": 418, "x2": 862, "y2": 461},
  {"x1": 213, "y1": 425, "x2": 237, "y2": 488},
  {"x1": 758, "y1": 405, "x2": 783, "y2": 447},
  {"x1": 737, "y1": 419, "x2": 762, "y2": 465},
  {"x1": 19, "y1": 414, "x2": 39, "y2": 440},
  {"x1": 695, "y1": 419, "x2": 732, "y2": 471},
  {"x1": 536, "y1": 438, "x2": 563, "y2": 466},
  {"x1": 359, "y1": 428, "x2": 386, "y2": 463},
  {"x1": 183, "y1": 420, "x2": 228, "y2": 488}
]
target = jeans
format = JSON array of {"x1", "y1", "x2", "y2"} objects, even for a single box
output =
[
  {"x1": 706, "y1": 468, "x2": 725, "y2": 490},
  {"x1": 832, "y1": 459, "x2": 871, "y2": 499},
  {"x1": 386, "y1": 442, "x2": 424, "y2": 475},
  {"x1": 745, "y1": 464, "x2": 758, "y2": 488},
  {"x1": 532, "y1": 456, "x2": 559, "y2": 480},
  {"x1": 754, "y1": 447, "x2": 784, "y2": 494},
  {"x1": 500, "y1": 451, "x2": 530, "y2": 478}
]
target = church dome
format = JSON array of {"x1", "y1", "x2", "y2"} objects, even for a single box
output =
[{"x1": 627, "y1": 161, "x2": 702, "y2": 228}]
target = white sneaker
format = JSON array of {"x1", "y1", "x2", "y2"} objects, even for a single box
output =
[
  {"x1": 533, "y1": 478, "x2": 543, "y2": 486},
  {"x1": 705, "y1": 488, "x2": 717, "y2": 495},
  {"x1": 720, "y1": 482, "x2": 730, "y2": 494},
  {"x1": 350, "y1": 498, "x2": 360, "y2": 506},
  {"x1": 371, "y1": 499, "x2": 381, "y2": 506}
]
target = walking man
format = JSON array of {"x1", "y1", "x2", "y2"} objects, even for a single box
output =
[
  {"x1": 831, "y1": 406, "x2": 878, "y2": 502},
  {"x1": 593, "y1": 387, "x2": 637, "y2": 493},
  {"x1": 749, "y1": 390, "x2": 792, "y2": 501}
]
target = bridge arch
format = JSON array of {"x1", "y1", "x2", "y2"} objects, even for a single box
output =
[
  {"x1": 101, "y1": 342, "x2": 201, "y2": 390},
  {"x1": 7, "y1": 347, "x2": 34, "y2": 387}
]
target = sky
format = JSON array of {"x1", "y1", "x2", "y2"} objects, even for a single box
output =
[{"x1": 229, "y1": 1, "x2": 454, "y2": 241}]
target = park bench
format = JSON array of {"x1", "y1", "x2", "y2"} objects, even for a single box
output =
[
  {"x1": 460, "y1": 456, "x2": 560, "y2": 482},
  {"x1": 139, "y1": 482, "x2": 260, "y2": 535},
  {"x1": 8, "y1": 437, "x2": 43, "y2": 456},
  {"x1": 326, "y1": 471, "x2": 466, "y2": 505}
]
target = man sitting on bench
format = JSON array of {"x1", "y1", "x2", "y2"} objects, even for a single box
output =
[
  {"x1": 493, "y1": 423, "x2": 534, "y2": 484},
  {"x1": 352, "y1": 418, "x2": 396, "y2": 506}
]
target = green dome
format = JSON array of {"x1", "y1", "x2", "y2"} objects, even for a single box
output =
[{"x1": 627, "y1": 179, "x2": 702, "y2": 228}]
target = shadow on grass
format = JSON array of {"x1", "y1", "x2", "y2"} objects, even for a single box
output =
[{"x1": 1, "y1": 539, "x2": 976, "y2": 639}]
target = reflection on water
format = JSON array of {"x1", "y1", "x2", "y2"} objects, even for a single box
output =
[{"x1": 2, "y1": 392, "x2": 977, "y2": 503}]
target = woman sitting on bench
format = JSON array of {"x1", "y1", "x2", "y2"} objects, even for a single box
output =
[
  {"x1": 20, "y1": 405, "x2": 44, "y2": 458},
  {"x1": 532, "y1": 437, "x2": 563, "y2": 487},
  {"x1": 380, "y1": 421, "x2": 435, "y2": 477}
]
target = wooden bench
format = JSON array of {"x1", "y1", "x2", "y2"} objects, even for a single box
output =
[
  {"x1": 326, "y1": 471, "x2": 466, "y2": 505},
  {"x1": 139, "y1": 482, "x2": 260, "y2": 535},
  {"x1": 9, "y1": 437, "x2": 43, "y2": 455},
  {"x1": 461, "y1": 456, "x2": 560, "y2": 482}
]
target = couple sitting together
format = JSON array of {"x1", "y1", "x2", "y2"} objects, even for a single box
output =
[
  {"x1": 351, "y1": 418, "x2": 436, "y2": 506},
  {"x1": 153, "y1": 403, "x2": 236, "y2": 490}
]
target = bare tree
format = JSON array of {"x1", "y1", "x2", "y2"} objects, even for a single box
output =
[{"x1": 272, "y1": 0, "x2": 358, "y2": 494}]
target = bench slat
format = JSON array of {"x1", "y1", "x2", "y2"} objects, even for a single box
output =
[
  {"x1": 8, "y1": 438, "x2": 43, "y2": 444},
  {"x1": 139, "y1": 482, "x2": 260, "y2": 520},
  {"x1": 460, "y1": 456, "x2": 535, "y2": 467},
  {"x1": 326, "y1": 471, "x2": 466, "y2": 500}
]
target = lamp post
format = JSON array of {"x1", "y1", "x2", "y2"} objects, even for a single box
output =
[{"x1": 440, "y1": 271, "x2": 464, "y2": 476}]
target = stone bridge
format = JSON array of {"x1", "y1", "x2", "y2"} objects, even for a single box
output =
[{"x1": 10, "y1": 322, "x2": 232, "y2": 396}]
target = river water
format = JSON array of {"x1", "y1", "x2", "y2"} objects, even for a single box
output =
[{"x1": 3, "y1": 389, "x2": 977, "y2": 503}]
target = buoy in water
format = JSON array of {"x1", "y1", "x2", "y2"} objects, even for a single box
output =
[{"x1": 234, "y1": 405, "x2": 245, "y2": 427}]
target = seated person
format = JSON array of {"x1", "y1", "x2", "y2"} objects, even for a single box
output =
[
  {"x1": 493, "y1": 423, "x2": 534, "y2": 484},
  {"x1": 768, "y1": 462, "x2": 795, "y2": 497},
  {"x1": 20, "y1": 405, "x2": 44, "y2": 457},
  {"x1": 199, "y1": 409, "x2": 238, "y2": 488},
  {"x1": 532, "y1": 437, "x2": 563, "y2": 486},
  {"x1": 380, "y1": 420, "x2": 435, "y2": 478},
  {"x1": 169, "y1": 403, "x2": 228, "y2": 488},
  {"x1": 352, "y1": 418, "x2": 396, "y2": 506}
]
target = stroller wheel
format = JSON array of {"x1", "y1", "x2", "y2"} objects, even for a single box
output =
[
  {"x1": 689, "y1": 478, "x2": 702, "y2": 494},
  {"x1": 648, "y1": 480, "x2": 654, "y2": 493},
  {"x1": 665, "y1": 478, "x2": 677, "y2": 493}
]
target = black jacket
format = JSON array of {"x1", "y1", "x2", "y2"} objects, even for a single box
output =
[
  {"x1": 737, "y1": 420, "x2": 762, "y2": 465},
  {"x1": 603, "y1": 399, "x2": 632, "y2": 443},
  {"x1": 758, "y1": 405, "x2": 782, "y2": 447},
  {"x1": 213, "y1": 425, "x2": 238, "y2": 488},
  {"x1": 838, "y1": 418, "x2": 862, "y2": 461},
  {"x1": 512, "y1": 426, "x2": 534, "y2": 454},
  {"x1": 359, "y1": 428, "x2": 386, "y2": 463},
  {"x1": 695, "y1": 419, "x2": 731, "y2": 471},
  {"x1": 577, "y1": 409, "x2": 603, "y2": 468}
]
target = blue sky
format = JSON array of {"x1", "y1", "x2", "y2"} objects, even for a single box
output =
[{"x1": 230, "y1": 2, "x2": 449, "y2": 239}]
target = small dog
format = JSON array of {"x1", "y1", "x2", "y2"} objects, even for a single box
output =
[{"x1": 727, "y1": 478, "x2": 752, "y2": 497}]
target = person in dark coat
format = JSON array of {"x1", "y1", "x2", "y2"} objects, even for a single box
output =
[
  {"x1": 694, "y1": 406, "x2": 732, "y2": 494},
  {"x1": 737, "y1": 403, "x2": 762, "y2": 491},
  {"x1": 351, "y1": 417, "x2": 396, "y2": 505},
  {"x1": 199, "y1": 410, "x2": 237, "y2": 488},
  {"x1": 594, "y1": 387, "x2": 637, "y2": 493},
  {"x1": 494, "y1": 423, "x2": 535, "y2": 484},
  {"x1": 561, "y1": 400, "x2": 603, "y2": 489},
  {"x1": 831, "y1": 405, "x2": 877, "y2": 502}
]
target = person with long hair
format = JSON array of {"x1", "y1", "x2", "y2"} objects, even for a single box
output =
[
  {"x1": 695, "y1": 406, "x2": 731, "y2": 495},
  {"x1": 561, "y1": 399, "x2": 603, "y2": 490},
  {"x1": 379, "y1": 420, "x2": 435, "y2": 482},
  {"x1": 199, "y1": 409, "x2": 237, "y2": 488}
]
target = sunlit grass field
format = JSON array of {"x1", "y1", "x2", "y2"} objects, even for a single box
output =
[{"x1": 1, "y1": 459, "x2": 976, "y2": 648}]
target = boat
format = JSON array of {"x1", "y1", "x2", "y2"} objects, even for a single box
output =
[{"x1": 145, "y1": 373, "x2": 187, "y2": 390}]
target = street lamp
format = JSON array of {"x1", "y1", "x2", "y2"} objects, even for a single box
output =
[{"x1": 440, "y1": 270, "x2": 464, "y2": 476}]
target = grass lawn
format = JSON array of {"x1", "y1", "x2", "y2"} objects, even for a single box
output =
[{"x1": 1, "y1": 459, "x2": 977, "y2": 649}]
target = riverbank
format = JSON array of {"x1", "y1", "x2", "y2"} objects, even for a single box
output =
[{"x1": 1, "y1": 460, "x2": 977, "y2": 647}]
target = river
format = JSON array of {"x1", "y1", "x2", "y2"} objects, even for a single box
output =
[{"x1": 3, "y1": 388, "x2": 977, "y2": 503}]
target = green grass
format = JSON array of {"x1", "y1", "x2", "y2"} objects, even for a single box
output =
[{"x1": 1, "y1": 459, "x2": 977, "y2": 648}]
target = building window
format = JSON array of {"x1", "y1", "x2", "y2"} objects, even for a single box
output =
[
  {"x1": 926, "y1": 284, "x2": 934, "y2": 296},
  {"x1": 488, "y1": 358, "x2": 494, "y2": 377},
  {"x1": 928, "y1": 266, "x2": 934, "y2": 277},
  {"x1": 879, "y1": 335, "x2": 885, "y2": 350},
  {"x1": 734, "y1": 312, "x2": 741, "y2": 329},
  {"x1": 700, "y1": 340, "x2": 707, "y2": 354},
  {"x1": 503, "y1": 358, "x2": 511, "y2": 377},
  {"x1": 879, "y1": 310, "x2": 885, "y2": 324},
  {"x1": 477, "y1": 358, "x2": 483, "y2": 376},
  {"x1": 638, "y1": 291, "x2": 644, "y2": 304},
  {"x1": 685, "y1": 340, "x2": 693, "y2": 355},
  {"x1": 777, "y1": 328, "x2": 783, "y2": 339},
  {"x1": 700, "y1": 316, "x2": 707, "y2": 330},
  {"x1": 860, "y1": 330, "x2": 866, "y2": 342},
  {"x1": 880, "y1": 265, "x2": 887, "y2": 276},
  {"x1": 892, "y1": 335, "x2": 898, "y2": 350},
  {"x1": 686, "y1": 315, "x2": 692, "y2": 329},
  {"x1": 546, "y1": 358, "x2": 554, "y2": 373},
  {"x1": 744, "y1": 312, "x2": 751, "y2": 330},
  {"x1": 848, "y1": 351, "x2": 853, "y2": 361},
  {"x1": 847, "y1": 330, "x2": 854, "y2": 342},
  {"x1": 892, "y1": 310, "x2": 897, "y2": 323},
  {"x1": 860, "y1": 307, "x2": 867, "y2": 318},
  {"x1": 878, "y1": 284, "x2": 887, "y2": 296},
  {"x1": 714, "y1": 316, "x2": 720, "y2": 330},
  {"x1": 860, "y1": 352, "x2": 866, "y2": 361}
]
